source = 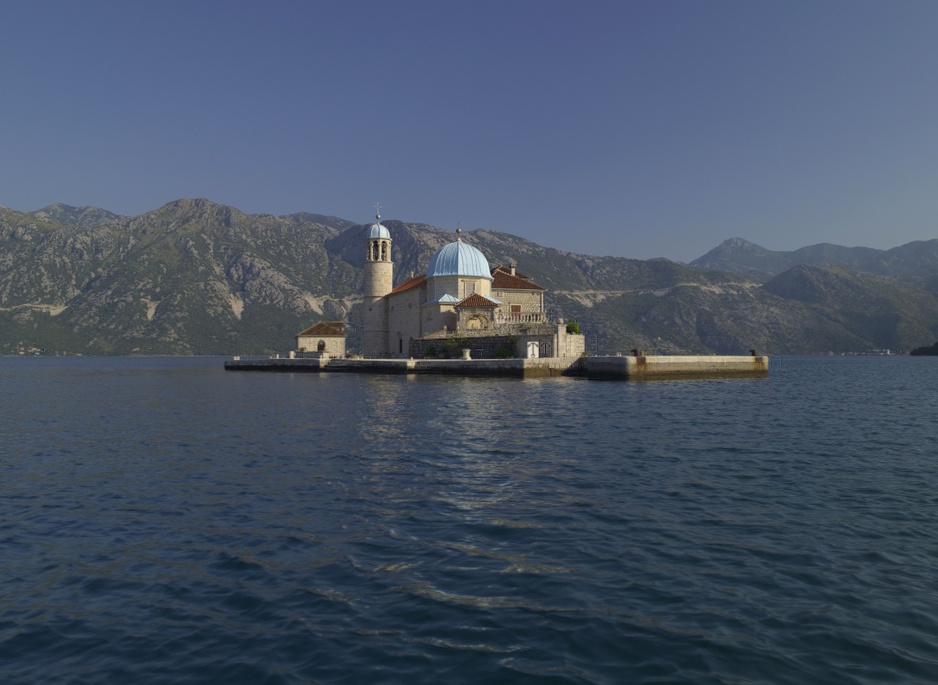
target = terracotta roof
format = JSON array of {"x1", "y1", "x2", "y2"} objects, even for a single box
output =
[
  {"x1": 454, "y1": 293, "x2": 499, "y2": 308},
  {"x1": 297, "y1": 321, "x2": 345, "y2": 336},
  {"x1": 490, "y1": 268, "x2": 545, "y2": 291},
  {"x1": 492, "y1": 264, "x2": 534, "y2": 280},
  {"x1": 389, "y1": 274, "x2": 426, "y2": 295}
]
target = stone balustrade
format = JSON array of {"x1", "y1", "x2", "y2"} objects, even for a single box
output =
[{"x1": 493, "y1": 311, "x2": 547, "y2": 324}]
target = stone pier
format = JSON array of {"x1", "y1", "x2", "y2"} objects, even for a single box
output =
[
  {"x1": 225, "y1": 354, "x2": 769, "y2": 380},
  {"x1": 576, "y1": 354, "x2": 769, "y2": 380}
]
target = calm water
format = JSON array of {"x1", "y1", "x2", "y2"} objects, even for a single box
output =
[{"x1": 2, "y1": 356, "x2": 937, "y2": 684}]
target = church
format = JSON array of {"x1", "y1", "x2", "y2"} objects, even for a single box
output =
[{"x1": 361, "y1": 212, "x2": 584, "y2": 360}]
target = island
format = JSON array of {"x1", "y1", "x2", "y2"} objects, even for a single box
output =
[{"x1": 226, "y1": 210, "x2": 769, "y2": 380}]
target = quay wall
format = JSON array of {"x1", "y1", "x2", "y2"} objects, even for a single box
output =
[
  {"x1": 578, "y1": 355, "x2": 769, "y2": 380},
  {"x1": 224, "y1": 357, "x2": 327, "y2": 372},
  {"x1": 224, "y1": 355, "x2": 769, "y2": 380},
  {"x1": 225, "y1": 356, "x2": 579, "y2": 378}
]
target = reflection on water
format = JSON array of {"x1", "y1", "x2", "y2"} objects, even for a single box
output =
[
  {"x1": 358, "y1": 376, "x2": 600, "y2": 525},
  {"x1": 2, "y1": 356, "x2": 938, "y2": 684}
]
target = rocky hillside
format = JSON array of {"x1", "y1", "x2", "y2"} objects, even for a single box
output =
[
  {"x1": 32, "y1": 203, "x2": 125, "y2": 228},
  {"x1": 0, "y1": 200, "x2": 357, "y2": 354},
  {"x1": 2, "y1": 199, "x2": 938, "y2": 355},
  {"x1": 692, "y1": 236, "x2": 938, "y2": 285}
]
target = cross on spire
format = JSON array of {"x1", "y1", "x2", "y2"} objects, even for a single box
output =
[{"x1": 375, "y1": 202, "x2": 381, "y2": 221}]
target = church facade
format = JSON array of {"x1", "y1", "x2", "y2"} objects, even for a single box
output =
[{"x1": 362, "y1": 213, "x2": 584, "y2": 360}]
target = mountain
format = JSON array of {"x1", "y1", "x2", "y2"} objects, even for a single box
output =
[
  {"x1": 32, "y1": 203, "x2": 125, "y2": 228},
  {"x1": 1, "y1": 199, "x2": 358, "y2": 354},
  {"x1": 691, "y1": 238, "x2": 883, "y2": 279},
  {"x1": 871, "y1": 240, "x2": 938, "y2": 283},
  {"x1": 689, "y1": 237, "x2": 794, "y2": 277},
  {"x1": 2, "y1": 198, "x2": 938, "y2": 355},
  {"x1": 762, "y1": 265, "x2": 938, "y2": 351},
  {"x1": 691, "y1": 236, "x2": 938, "y2": 285}
]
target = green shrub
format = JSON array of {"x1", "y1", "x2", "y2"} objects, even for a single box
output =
[{"x1": 566, "y1": 321, "x2": 581, "y2": 334}]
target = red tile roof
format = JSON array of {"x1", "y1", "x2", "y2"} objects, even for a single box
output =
[
  {"x1": 297, "y1": 321, "x2": 345, "y2": 336},
  {"x1": 490, "y1": 267, "x2": 545, "y2": 291},
  {"x1": 389, "y1": 274, "x2": 426, "y2": 295},
  {"x1": 454, "y1": 293, "x2": 499, "y2": 308},
  {"x1": 492, "y1": 264, "x2": 534, "y2": 280}
]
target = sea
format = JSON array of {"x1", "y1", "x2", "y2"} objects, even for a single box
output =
[{"x1": 2, "y1": 355, "x2": 937, "y2": 684}]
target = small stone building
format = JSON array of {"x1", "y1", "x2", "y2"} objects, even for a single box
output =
[{"x1": 296, "y1": 321, "x2": 346, "y2": 357}]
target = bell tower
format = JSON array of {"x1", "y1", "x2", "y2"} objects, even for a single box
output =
[{"x1": 363, "y1": 205, "x2": 393, "y2": 358}]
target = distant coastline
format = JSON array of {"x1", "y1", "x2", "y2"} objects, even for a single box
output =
[{"x1": 910, "y1": 341, "x2": 938, "y2": 356}]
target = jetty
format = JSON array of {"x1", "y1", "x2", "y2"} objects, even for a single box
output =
[{"x1": 224, "y1": 353, "x2": 769, "y2": 380}]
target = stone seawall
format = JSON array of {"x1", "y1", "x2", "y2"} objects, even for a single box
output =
[
  {"x1": 224, "y1": 356, "x2": 577, "y2": 378},
  {"x1": 225, "y1": 355, "x2": 769, "y2": 380},
  {"x1": 578, "y1": 355, "x2": 769, "y2": 380}
]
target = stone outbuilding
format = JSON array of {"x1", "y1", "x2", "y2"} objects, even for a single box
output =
[{"x1": 296, "y1": 321, "x2": 346, "y2": 357}]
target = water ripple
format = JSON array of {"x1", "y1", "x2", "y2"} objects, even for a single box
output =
[{"x1": 2, "y1": 356, "x2": 938, "y2": 683}]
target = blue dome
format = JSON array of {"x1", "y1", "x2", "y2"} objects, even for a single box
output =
[
  {"x1": 368, "y1": 222, "x2": 390, "y2": 239},
  {"x1": 427, "y1": 240, "x2": 492, "y2": 279}
]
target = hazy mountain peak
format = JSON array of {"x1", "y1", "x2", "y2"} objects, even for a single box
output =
[
  {"x1": 692, "y1": 237, "x2": 914, "y2": 281},
  {"x1": 34, "y1": 203, "x2": 122, "y2": 228},
  {"x1": 690, "y1": 237, "x2": 784, "y2": 276},
  {"x1": 722, "y1": 237, "x2": 760, "y2": 249},
  {"x1": 158, "y1": 197, "x2": 227, "y2": 213},
  {"x1": 281, "y1": 212, "x2": 357, "y2": 231},
  {"x1": 148, "y1": 198, "x2": 247, "y2": 229}
]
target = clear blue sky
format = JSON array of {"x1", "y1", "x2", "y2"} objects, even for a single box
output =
[{"x1": 2, "y1": 1, "x2": 937, "y2": 262}]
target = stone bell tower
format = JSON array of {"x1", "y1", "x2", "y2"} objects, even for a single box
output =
[{"x1": 362, "y1": 206, "x2": 392, "y2": 358}]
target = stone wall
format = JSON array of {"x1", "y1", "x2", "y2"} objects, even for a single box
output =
[
  {"x1": 425, "y1": 275, "x2": 491, "y2": 300},
  {"x1": 580, "y1": 355, "x2": 769, "y2": 379},
  {"x1": 296, "y1": 334, "x2": 346, "y2": 357},
  {"x1": 387, "y1": 286, "x2": 423, "y2": 357},
  {"x1": 410, "y1": 335, "x2": 516, "y2": 359},
  {"x1": 492, "y1": 289, "x2": 543, "y2": 313},
  {"x1": 405, "y1": 320, "x2": 584, "y2": 360},
  {"x1": 555, "y1": 325, "x2": 586, "y2": 357}
]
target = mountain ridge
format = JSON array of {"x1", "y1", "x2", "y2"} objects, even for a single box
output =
[
  {"x1": 3, "y1": 198, "x2": 937, "y2": 355},
  {"x1": 691, "y1": 236, "x2": 938, "y2": 283}
]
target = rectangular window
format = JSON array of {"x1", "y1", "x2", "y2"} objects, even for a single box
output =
[
  {"x1": 464, "y1": 282, "x2": 475, "y2": 297},
  {"x1": 510, "y1": 304, "x2": 522, "y2": 312}
]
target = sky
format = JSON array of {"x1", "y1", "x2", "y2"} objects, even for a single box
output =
[{"x1": 2, "y1": 1, "x2": 937, "y2": 262}]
